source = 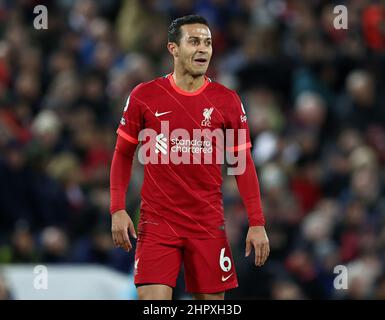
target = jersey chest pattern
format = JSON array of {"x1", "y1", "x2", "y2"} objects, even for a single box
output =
[{"x1": 142, "y1": 95, "x2": 224, "y2": 133}]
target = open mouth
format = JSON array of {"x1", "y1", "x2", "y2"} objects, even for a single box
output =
[{"x1": 194, "y1": 58, "x2": 208, "y2": 64}]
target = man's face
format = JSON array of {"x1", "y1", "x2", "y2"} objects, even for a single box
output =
[{"x1": 172, "y1": 23, "x2": 212, "y2": 76}]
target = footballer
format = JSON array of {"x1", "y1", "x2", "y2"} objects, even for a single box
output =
[{"x1": 110, "y1": 15, "x2": 269, "y2": 300}]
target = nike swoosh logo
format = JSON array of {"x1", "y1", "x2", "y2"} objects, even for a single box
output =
[
  {"x1": 155, "y1": 111, "x2": 172, "y2": 117},
  {"x1": 221, "y1": 273, "x2": 233, "y2": 282}
]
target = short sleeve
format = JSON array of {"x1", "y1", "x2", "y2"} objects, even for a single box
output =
[
  {"x1": 225, "y1": 91, "x2": 252, "y2": 152},
  {"x1": 116, "y1": 85, "x2": 144, "y2": 144}
]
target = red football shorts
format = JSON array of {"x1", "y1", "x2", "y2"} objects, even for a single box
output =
[{"x1": 134, "y1": 226, "x2": 238, "y2": 294}]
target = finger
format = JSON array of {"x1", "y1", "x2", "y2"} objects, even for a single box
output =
[
  {"x1": 121, "y1": 229, "x2": 132, "y2": 252},
  {"x1": 128, "y1": 222, "x2": 137, "y2": 239},
  {"x1": 112, "y1": 231, "x2": 119, "y2": 247},
  {"x1": 262, "y1": 244, "x2": 268, "y2": 265},
  {"x1": 115, "y1": 231, "x2": 125, "y2": 248},
  {"x1": 261, "y1": 243, "x2": 268, "y2": 265},
  {"x1": 265, "y1": 242, "x2": 271, "y2": 262},
  {"x1": 265, "y1": 243, "x2": 270, "y2": 262},
  {"x1": 245, "y1": 240, "x2": 252, "y2": 257},
  {"x1": 254, "y1": 242, "x2": 262, "y2": 266}
]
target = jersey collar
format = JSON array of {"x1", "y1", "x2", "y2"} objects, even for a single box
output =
[{"x1": 167, "y1": 73, "x2": 209, "y2": 96}]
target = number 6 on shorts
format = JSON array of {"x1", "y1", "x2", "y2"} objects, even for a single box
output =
[{"x1": 219, "y1": 247, "x2": 232, "y2": 272}]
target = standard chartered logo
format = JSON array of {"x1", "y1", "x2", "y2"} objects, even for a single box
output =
[
  {"x1": 138, "y1": 121, "x2": 248, "y2": 175},
  {"x1": 171, "y1": 137, "x2": 212, "y2": 154},
  {"x1": 155, "y1": 133, "x2": 168, "y2": 155},
  {"x1": 154, "y1": 134, "x2": 213, "y2": 155}
]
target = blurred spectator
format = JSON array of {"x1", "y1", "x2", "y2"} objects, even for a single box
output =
[
  {"x1": 362, "y1": 2, "x2": 385, "y2": 52},
  {"x1": 374, "y1": 274, "x2": 385, "y2": 300},
  {"x1": 342, "y1": 254, "x2": 382, "y2": 299},
  {"x1": 271, "y1": 279, "x2": 306, "y2": 300},
  {"x1": 0, "y1": 273, "x2": 13, "y2": 300},
  {"x1": 336, "y1": 70, "x2": 384, "y2": 132},
  {"x1": 0, "y1": 221, "x2": 39, "y2": 263},
  {"x1": 40, "y1": 226, "x2": 69, "y2": 263}
]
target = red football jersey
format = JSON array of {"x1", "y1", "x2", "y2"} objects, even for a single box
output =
[{"x1": 117, "y1": 73, "x2": 251, "y2": 238}]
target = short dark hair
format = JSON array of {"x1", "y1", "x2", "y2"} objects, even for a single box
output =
[{"x1": 168, "y1": 15, "x2": 209, "y2": 45}]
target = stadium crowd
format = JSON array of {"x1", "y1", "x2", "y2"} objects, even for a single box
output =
[{"x1": 0, "y1": 0, "x2": 385, "y2": 299}]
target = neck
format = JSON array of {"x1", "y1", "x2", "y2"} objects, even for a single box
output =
[{"x1": 172, "y1": 69, "x2": 205, "y2": 92}]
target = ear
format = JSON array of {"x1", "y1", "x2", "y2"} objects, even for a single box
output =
[{"x1": 167, "y1": 42, "x2": 179, "y2": 57}]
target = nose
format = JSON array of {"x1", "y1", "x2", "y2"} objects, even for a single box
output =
[{"x1": 197, "y1": 42, "x2": 208, "y2": 53}]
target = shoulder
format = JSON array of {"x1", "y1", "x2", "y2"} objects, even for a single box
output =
[
  {"x1": 206, "y1": 79, "x2": 240, "y2": 102},
  {"x1": 207, "y1": 80, "x2": 245, "y2": 115},
  {"x1": 130, "y1": 75, "x2": 168, "y2": 97}
]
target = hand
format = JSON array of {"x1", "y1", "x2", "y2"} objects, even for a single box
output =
[
  {"x1": 111, "y1": 210, "x2": 137, "y2": 252},
  {"x1": 245, "y1": 226, "x2": 270, "y2": 266}
]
